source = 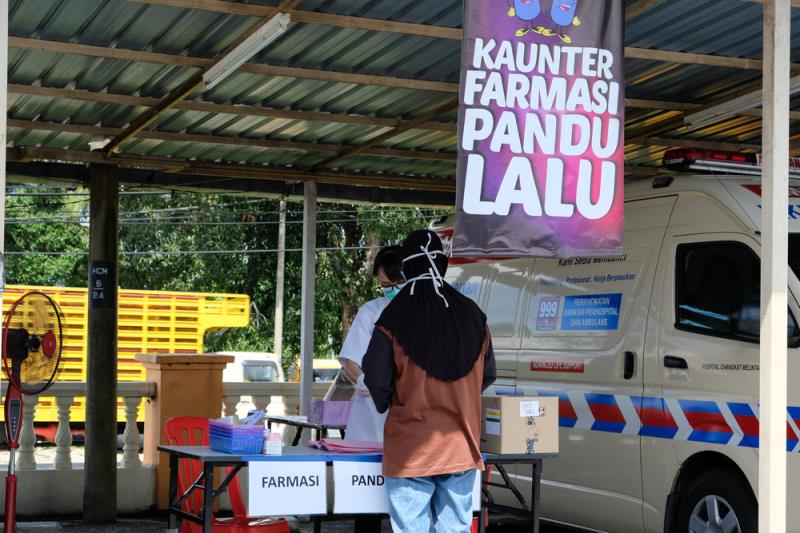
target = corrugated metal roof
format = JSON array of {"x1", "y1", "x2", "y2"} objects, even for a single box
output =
[{"x1": 5, "y1": 0, "x2": 800, "y2": 187}]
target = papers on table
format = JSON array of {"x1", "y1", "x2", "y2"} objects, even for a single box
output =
[{"x1": 310, "y1": 439, "x2": 383, "y2": 453}]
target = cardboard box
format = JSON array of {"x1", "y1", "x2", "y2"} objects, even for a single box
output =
[{"x1": 480, "y1": 396, "x2": 559, "y2": 455}]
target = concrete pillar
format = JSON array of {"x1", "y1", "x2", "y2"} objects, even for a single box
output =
[
  {"x1": 299, "y1": 182, "x2": 317, "y2": 416},
  {"x1": 759, "y1": 1, "x2": 790, "y2": 531},
  {"x1": 274, "y1": 198, "x2": 287, "y2": 359},
  {"x1": 0, "y1": 0, "x2": 7, "y2": 303},
  {"x1": 83, "y1": 164, "x2": 119, "y2": 523},
  {"x1": 136, "y1": 353, "x2": 234, "y2": 509}
]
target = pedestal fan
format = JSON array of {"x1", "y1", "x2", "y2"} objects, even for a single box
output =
[{"x1": 3, "y1": 292, "x2": 64, "y2": 533}]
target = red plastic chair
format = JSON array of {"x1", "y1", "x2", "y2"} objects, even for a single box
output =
[{"x1": 164, "y1": 416, "x2": 290, "y2": 533}]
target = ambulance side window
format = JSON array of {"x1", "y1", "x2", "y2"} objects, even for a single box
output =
[{"x1": 675, "y1": 241, "x2": 798, "y2": 341}]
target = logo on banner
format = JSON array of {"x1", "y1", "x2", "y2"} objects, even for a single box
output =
[{"x1": 454, "y1": 0, "x2": 625, "y2": 258}]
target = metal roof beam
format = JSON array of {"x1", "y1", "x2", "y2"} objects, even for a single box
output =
[
  {"x1": 629, "y1": 137, "x2": 762, "y2": 152},
  {"x1": 130, "y1": 0, "x2": 661, "y2": 36},
  {"x1": 626, "y1": 98, "x2": 699, "y2": 112},
  {"x1": 13, "y1": 84, "x2": 783, "y2": 123},
  {"x1": 102, "y1": 0, "x2": 302, "y2": 154},
  {"x1": 6, "y1": 119, "x2": 456, "y2": 162},
  {"x1": 11, "y1": 38, "x2": 797, "y2": 94},
  {"x1": 746, "y1": 0, "x2": 800, "y2": 7},
  {"x1": 312, "y1": 96, "x2": 459, "y2": 169},
  {"x1": 7, "y1": 147, "x2": 456, "y2": 192},
  {"x1": 625, "y1": 0, "x2": 662, "y2": 20},
  {"x1": 625, "y1": 47, "x2": 773, "y2": 71},
  {"x1": 10, "y1": 37, "x2": 458, "y2": 93},
  {"x1": 128, "y1": 0, "x2": 463, "y2": 40},
  {"x1": 18, "y1": 118, "x2": 774, "y2": 165},
  {"x1": 7, "y1": 160, "x2": 456, "y2": 206},
  {"x1": 7, "y1": 84, "x2": 456, "y2": 132},
  {"x1": 626, "y1": 98, "x2": 800, "y2": 119},
  {"x1": 624, "y1": 165, "x2": 677, "y2": 176}
]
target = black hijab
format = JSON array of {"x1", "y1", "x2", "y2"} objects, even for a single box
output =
[{"x1": 375, "y1": 230, "x2": 487, "y2": 381}]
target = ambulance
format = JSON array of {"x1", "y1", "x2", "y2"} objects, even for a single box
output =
[{"x1": 433, "y1": 148, "x2": 800, "y2": 533}]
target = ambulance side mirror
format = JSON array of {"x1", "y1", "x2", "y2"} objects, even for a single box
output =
[{"x1": 729, "y1": 299, "x2": 800, "y2": 347}]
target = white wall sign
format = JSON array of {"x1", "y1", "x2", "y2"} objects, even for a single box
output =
[
  {"x1": 333, "y1": 461, "x2": 389, "y2": 514},
  {"x1": 248, "y1": 461, "x2": 327, "y2": 517}
]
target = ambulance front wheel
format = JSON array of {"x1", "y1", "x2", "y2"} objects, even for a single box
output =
[{"x1": 673, "y1": 468, "x2": 756, "y2": 533}]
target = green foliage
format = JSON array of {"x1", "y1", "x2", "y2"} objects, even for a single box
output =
[
  {"x1": 5, "y1": 187, "x2": 88, "y2": 287},
  {"x1": 4, "y1": 185, "x2": 448, "y2": 372}
]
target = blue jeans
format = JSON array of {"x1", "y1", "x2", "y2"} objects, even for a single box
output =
[{"x1": 385, "y1": 470, "x2": 477, "y2": 533}]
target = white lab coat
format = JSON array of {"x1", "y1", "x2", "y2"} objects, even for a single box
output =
[{"x1": 339, "y1": 297, "x2": 390, "y2": 442}]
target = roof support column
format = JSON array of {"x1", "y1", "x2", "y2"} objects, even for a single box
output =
[
  {"x1": 0, "y1": 0, "x2": 8, "y2": 338},
  {"x1": 83, "y1": 164, "x2": 119, "y2": 523},
  {"x1": 760, "y1": 1, "x2": 790, "y2": 531},
  {"x1": 274, "y1": 198, "x2": 287, "y2": 359},
  {"x1": 299, "y1": 182, "x2": 317, "y2": 418}
]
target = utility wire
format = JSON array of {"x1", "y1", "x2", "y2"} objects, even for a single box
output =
[
  {"x1": 6, "y1": 246, "x2": 383, "y2": 256},
  {"x1": 4, "y1": 215, "x2": 442, "y2": 226},
  {"x1": 4, "y1": 206, "x2": 445, "y2": 219}
]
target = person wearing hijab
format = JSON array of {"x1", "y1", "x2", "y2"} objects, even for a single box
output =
[
  {"x1": 362, "y1": 230, "x2": 496, "y2": 533},
  {"x1": 339, "y1": 245, "x2": 405, "y2": 533}
]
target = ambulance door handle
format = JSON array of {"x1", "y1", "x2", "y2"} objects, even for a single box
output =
[
  {"x1": 664, "y1": 355, "x2": 688, "y2": 369},
  {"x1": 623, "y1": 352, "x2": 635, "y2": 379}
]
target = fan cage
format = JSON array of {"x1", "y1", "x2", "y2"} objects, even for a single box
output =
[{"x1": 2, "y1": 291, "x2": 65, "y2": 394}]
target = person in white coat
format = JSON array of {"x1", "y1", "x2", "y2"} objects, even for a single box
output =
[
  {"x1": 339, "y1": 246, "x2": 404, "y2": 533},
  {"x1": 339, "y1": 245, "x2": 405, "y2": 443}
]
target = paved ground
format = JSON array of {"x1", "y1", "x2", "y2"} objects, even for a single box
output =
[
  {"x1": 4, "y1": 514, "x2": 574, "y2": 532},
  {"x1": 294, "y1": 517, "x2": 573, "y2": 532}
]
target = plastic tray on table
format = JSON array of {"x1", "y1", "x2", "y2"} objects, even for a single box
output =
[{"x1": 209, "y1": 419, "x2": 264, "y2": 454}]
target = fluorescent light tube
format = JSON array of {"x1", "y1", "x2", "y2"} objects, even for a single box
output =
[
  {"x1": 203, "y1": 12, "x2": 291, "y2": 90},
  {"x1": 685, "y1": 75, "x2": 800, "y2": 130}
]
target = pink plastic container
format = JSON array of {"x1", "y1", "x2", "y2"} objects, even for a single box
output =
[{"x1": 308, "y1": 400, "x2": 351, "y2": 426}]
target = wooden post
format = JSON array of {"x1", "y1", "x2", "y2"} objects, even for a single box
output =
[
  {"x1": 136, "y1": 353, "x2": 234, "y2": 509},
  {"x1": 760, "y1": 1, "x2": 790, "y2": 531},
  {"x1": 274, "y1": 198, "x2": 287, "y2": 359},
  {"x1": 83, "y1": 164, "x2": 119, "y2": 523},
  {"x1": 299, "y1": 182, "x2": 317, "y2": 416}
]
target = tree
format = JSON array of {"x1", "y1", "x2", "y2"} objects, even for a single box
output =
[
  {"x1": 4, "y1": 184, "x2": 447, "y2": 372},
  {"x1": 5, "y1": 187, "x2": 88, "y2": 287}
]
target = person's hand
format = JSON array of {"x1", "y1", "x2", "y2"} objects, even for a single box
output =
[
  {"x1": 341, "y1": 359, "x2": 362, "y2": 384},
  {"x1": 355, "y1": 374, "x2": 371, "y2": 398}
]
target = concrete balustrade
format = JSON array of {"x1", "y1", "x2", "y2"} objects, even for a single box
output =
[
  {"x1": 54, "y1": 395, "x2": 74, "y2": 470},
  {"x1": 0, "y1": 381, "x2": 156, "y2": 471},
  {"x1": 0, "y1": 381, "x2": 157, "y2": 515},
  {"x1": 0, "y1": 364, "x2": 331, "y2": 516}
]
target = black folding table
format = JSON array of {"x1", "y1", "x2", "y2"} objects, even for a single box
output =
[
  {"x1": 479, "y1": 452, "x2": 558, "y2": 533},
  {"x1": 158, "y1": 444, "x2": 555, "y2": 533},
  {"x1": 158, "y1": 445, "x2": 379, "y2": 533},
  {"x1": 264, "y1": 415, "x2": 346, "y2": 445}
]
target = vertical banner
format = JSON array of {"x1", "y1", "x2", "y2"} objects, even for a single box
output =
[{"x1": 454, "y1": 0, "x2": 625, "y2": 258}]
